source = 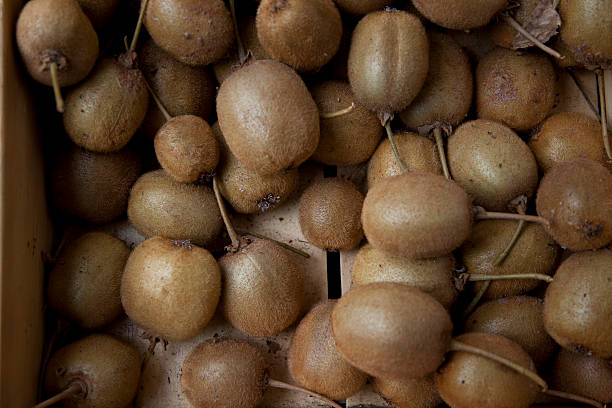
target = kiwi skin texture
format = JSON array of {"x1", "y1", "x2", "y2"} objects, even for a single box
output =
[
  {"x1": 288, "y1": 300, "x2": 368, "y2": 400},
  {"x1": 76, "y1": 0, "x2": 120, "y2": 28},
  {"x1": 299, "y1": 178, "x2": 364, "y2": 250},
  {"x1": 334, "y1": 0, "x2": 394, "y2": 15},
  {"x1": 351, "y1": 244, "x2": 457, "y2": 309},
  {"x1": 16, "y1": 0, "x2": 99, "y2": 87},
  {"x1": 332, "y1": 282, "x2": 453, "y2": 380},
  {"x1": 543, "y1": 249, "x2": 612, "y2": 359},
  {"x1": 488, "y1": 0, "x2": 540, "y2": 48},
  {"x1": 476, "y1": 48, "x2": 556, "y2": 132},
  {"x1": 536, "y1": 158, "x2": 612, "y2": 251},
  {"x1": 372, "y1": 375, "x2": 442, "y2": 408},
  {"x1": 47, "y1": 232, "x2": 130, "y2": 330},
  {"x1": 412, "y1": 0, "x2": 507, "y2": 30},
  {"x1": 45, "y1": 334, "x2": 141, "y2": 408}
]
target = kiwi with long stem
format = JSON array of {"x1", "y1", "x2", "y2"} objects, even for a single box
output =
[
  {"x1": 494, "y1": 196, "x2": 528, "y2": 266},
  {"x1": 596, "y1": 70, "x2": 611, "y2": 160}
]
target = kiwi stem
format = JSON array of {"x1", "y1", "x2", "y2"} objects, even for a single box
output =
[
  {"x1": 494, "y1": 220, "x2": 526, "y2": 266},
  {"x1": 596, "y1": 70, "x2": 611, "y2": 160},
  {"x1": 467, "y1": 273, "x2": 553, "y2": 283},
  {"x1": 49, "y1": 62, "x2": 64, "y2": 113},
  {"x1": 267, "y1": 378, "x2": 342, "y2": 408},
  {"x1": 566, "y1": 68, "x2": 600, "y2": 120},
  {"x1": 502, "y1": 15, "x2": 562, "y2": 59},
  {"x1": 212, "y1": 175, "x2": 241, "y2": 250},
  {"x1": 228, "y1": 0, "x2": 247, "y2": 64},
  {"x1": 320, "y1": 102, "x2": 355, "y2": 119},
  {"x1": 33, "y1": 382, "x2": 83, "y2": 408},
  {"x1": 237, "y1": 230, "x2": 310, "y2": 258},
  {"x1": 433, "y1": 126, "x2": 451, "y2": 179},
  {"x1": 384, "y1": 121, "x2": 408, "y2": 172},
  {"x1": 462, "y1": 280, "x2": 491, "y2": 319},
  {"x1": 142, "y1": 78, "x2": 172, "y2": 121},
  {"x1": 544, "y1": 389, "x2": 604, "y2": 408},
  {"x1": 474, "y1": 209, "x2": 548, "y2": 226},
  {"x1": 128, "y1": 0, "x2": 149, "y2": 54}
]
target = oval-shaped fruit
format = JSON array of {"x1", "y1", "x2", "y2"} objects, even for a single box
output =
[
  {"x1": 372, "y1": 375, "x2": 442, "y2": 408},
  {"x1": 411, "y1": 0, "x2": 508, "y2": 30}
]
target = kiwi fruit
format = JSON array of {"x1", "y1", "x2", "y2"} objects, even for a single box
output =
[
  {"x1": 144, "y1": 0, "x2": 234, "y2": 66},
  {"x1": 334, "y1": 0, "x2": 395, "y2": 15},
  {"x1": 216, "y1": 59, "x2": 319, "y2": 176},
  {"x1": 298, "y1": 178, "x2": 364, "y2": 250},
  {"x1": 121, "y1": 236, "x2": 221, "y2": 342},
  {"x1": 411, "y1": 0, "x2": 508, "y2": 30},
  {"x1": 367, "y1": 131, "x2": 442, "y2": 188},
  {"x1": 331, "y1": 282, "x2": 453, "y2": 380},
  {"x1": 288, "y1": 300, "x2": 368, "y2": 400},
  {"x1": 536, "y1": 158, "x2": 612, "y2": 250},
  {"x1": 543, "y1": 248, "x2": 612, "y2": 358},
  {"x1": 372, "y1": 375, "x2": 442, "y2": 408},
  {"x1": 351, "y1": 244, "x2": 457, "y2": 309},
  {"x1": 310, "y1": 80, "x2": 382, "y2": 166},
  {"x1": 476, "y1": 47, "x2": 556, "y2": 132},
  {"x1": 256, "y1": 0, "x2": 342, "y2": 72},
  {"x1": 529, "y1": 111, "x2": 611, "y2": 173},
  {"x1": 127, "y1": 170, "x2": 223, "y2": 246},
  {"x1": 47, "y1": 232, "x2": 129, "y2": 330},
  {"x1": 44, "y1": 334, "x2": 141, "y2": 408},
  {"x1": 75, "y1": 0, "x2": 120, "y2": 28},
  {"x1": 51, "y1": 146, "x2": 142, "y2": 224}
]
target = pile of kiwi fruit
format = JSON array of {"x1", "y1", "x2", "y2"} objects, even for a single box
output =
[{"x1": 18, "y1": 0, "x2": 612, "y2": 407}]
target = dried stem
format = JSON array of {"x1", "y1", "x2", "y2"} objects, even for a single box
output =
[
  {"x1": 474, "y1": 208, "x2": 548, "y2": 226},
  {"x1": 49, "y1": 62, "x2": 64, "y2": 113},
  {"x1": 462, "y1": 280, "x2": 491, "y2": 319},
  {"x1": 237, "y1": 230, "x2": 310, "y2": 258},
  {"x1": 566, "y1": 68, "x2": 600, "y2": 120},
  {"x1": 467, "y1": 273, "x2": 553, "y2": 283},
  {"x1": 494, "y1": 220, "x2": 525, "y2": 265},
  {"x1": 228, "y1": 0, "x2": 247, "y2": 64},
  {"x1": 142, "y1": 78, "x2": 171, "y2": 121},
  {"x1": 433, "y1": 127, "x2": 451, "y2": 179},
  {"x1": 141, "y1": 337, "x2": 160, "y2": 372},
  {"x1": 267, "y1": 378, "x2": 342, "y2": 408},
  {"x1": 33, "y1": 382, "x2": 83, "y2": 408},
  {"x1": 129, "y1": 0, "x2": 149, "y2": 54},
  {"x1": 212, "y1": 176, "x2": 241, "y2": 250},
  {"x1": 320, "y1": 102, "x2": 355, "y2": 119},
  {"x1": 502, "y1": 14, "x2": 562, "y2": 59},
  {"x1": 596, "y1": 70, "x2": 611, "y2": 160},
  {"x1": 544, "y1": 389, "x2": 604, "y2": 408},
  {"x1": 384, "y1": 121, "x2": 408, "y2": 172}
]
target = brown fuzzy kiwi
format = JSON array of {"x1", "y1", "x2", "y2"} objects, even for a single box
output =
[
  {"x1": 435, "y1": 332, "x2": 540, "y2": 408},
  {"x1": 256, "y1": 0, "x2": 342, "y2": 72},
  {"x1": 121, "y1": 236, "x2": 221, "y2": 342},
  {"x1": 144, "y1": 0, "x2": 234, "y2": 66},
  {"x1": 351, "y1": 244, "x2": 457, "y2": 309},
  {"x1": 348, "y1": 10, "x2": 429, "y2": 116},
  {"x1": 543, "y1": 249, "x2": 612, "y2": 358},
  {"x1": 127, "y1": 170, "x2": 223, "y2": 246},
  {"x1": 529, "y1": 112, "x2": 611, "y2": 173},
  {"x1": 331, "y1": 282, "x2": 453, "y2": 380},
  {"x1": 216, "y1": 59, "x2": 319, "y2": 176},
  {"x1": 536, "y1": 158, "x2": 612, "y2": 250},
  {"x1": 372, "y1": 375, "x2": 443, "y2": 408},
  {"x1": 218, "y1": 238, "x2": 304, "y2": 337},
  {"x1": 288, "y1": 300, "x2": 368, "y2": 400},
  {"x1": 447, "y1": 119, "x2": 539, "y2": 211},
  {"x1": 47, "y1": 232, "x2": 130, "y2": 330},
  {"x1": 75, "y1": 0, "x2": 120, "y2": 28},
  {"x1": 43, "y1": 334, "x2": 141, "y2": 408},
  {"x1": 334, "y1": 0, "x2": 394, "y2": 15},
  {"x1": 51, "y1": 146, "x2": 142, "y2": 224},
  {"x1": 362, "y1": 172, "x2": 472, "y2": 259},
  {"x1": 411, "y1": 0, "x2": 508, "y2": 30},
  {"x1": 465, "y1": 296, "x2": 556, "y2": 366},
  {"x1": 367, "y1": 132, "x2": 442, "y2": 188},
  {"x1": 298, "y1": 178, "x2": 364, "y2": 250},
  {"x1": 311, "y1": 80, "x2": 382, "y2": 165}
]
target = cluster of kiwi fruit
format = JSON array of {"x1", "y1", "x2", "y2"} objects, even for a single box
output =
[{"x1": 20, "y1": 0, "x2": 612, "y2": 407}]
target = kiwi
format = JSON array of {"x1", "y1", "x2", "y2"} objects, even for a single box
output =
[
  {"x1": 216, "y1": 59, "x2": 319, "y2": 176},
  {"x1": 127, "y1": 170, "x2": 223, "y2": 246},
  {"x1": 51, "y1": 146, "x2": 142, "y2": 224},
  {"x1": 331, "y1": 282, "x2": 453, "y2": 380},
  {"x1": 144, "y1": 0, "x2": 234, "y2": 66},
  {"x1": 47, "y1": 232, "x2": 129, "y2": 330},
  {"x1": 411, "y1": 0, "x2": 508, "y2": 30},
  {"x1": 288, "y1": 300, "x2": 368, "y2": 400},
  {"x1": 256, "y1": 0, "x2": 342, "y2": 72},
  {"x1": 75, "y1": 0, "x2": 120, "y2": 28},
  {"x1": 536, "y1": 158, "x2": 612, "y2": 250},
  {"x1": 476, "y1": 47, "x2": 556, "y2": 132},
  {"x1": 121, "y1": 236, "x2": 221, "y2": 342},
  {"x1": 351, "y1": 244, "x2": 457, "y2": 309},
  {"x1": 543, "y1": 249, "x2": 612, "y2": 358},
  {"x1": 372, "y1": 375, "x2": 442, "y2": 408},
  {"x1": 334, "y1": 0, "x2": 394, "y2": 15}
]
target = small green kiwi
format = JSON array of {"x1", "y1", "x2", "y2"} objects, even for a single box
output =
[
  {"x1": 331, "y1": 282, "x2": 453, "y2": 380},
  {"x1": 127, "y1": 170, "x2": 223, "y2": 246},
  {"x1": 372, "y1": 375, "x2": 442, "y2": 408},
  {"x1": 334, "y1": 0, "x2": 394, "y2": 15},
  {"x1": 288, "y1": 300, "x2": 368, "y2": 400},
  {"x1": 121, "y1": 236, "x2": 221, "y2": 342},
  {"x1": 351, "y1": 244, "x2": 457, "y2": 309},
  {"x1": 411, "y1": 0, "x2": 508, "y2": 30},
  {"x1": 75, "y1": 0, "x2": 120, "y2": 28}
]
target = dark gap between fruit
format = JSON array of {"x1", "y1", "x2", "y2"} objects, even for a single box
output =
[{"x1": 323, "y1": 165, "x2": 342, "y2": 299}]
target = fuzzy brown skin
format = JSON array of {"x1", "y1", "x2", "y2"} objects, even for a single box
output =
[
  {"x1": 476, "y1": 48, "x2": 556, "y2": 132},
  {"x1": 311, "y1": 80, "x2": 382, "y2": 165},
  {"x1": 47, "y1": 232, "x2": 129, "y2": 330},
  {"x1": 218, "y1": 238, "x2": 304, "y2": 337},
  {"x1": 351, "y1": 244, "x2": 457, "y2": 309},
  {"x1": 399, "y1": 31, "x2": 473, "y2": 130},
  {"x1": 412, "y1": 0, "x2": 507, "y2": 30},
  {"x1": 461, "y1": 220, "x2": 559, "y2": 299},
  {"x1": 75, "y1": 0, "x2": 120, "y2": 28},
  {"x1": 51, "y1": 146, "x2": 141, "y2": 224},
  {"x1": 529, "y1": 112, "x2": 611, "y2": 173},
  {"x1": 298, "y1": 178, "x2": 364, "y2": 250},
  {"x1": 63, "y1": 58, "x2": 149, "y2": 152},
  {"x1": 543, "y1": 249, "x2": 612, "y2": 358},
  {"x1": 536, "y1": 158, "x2": 612, "y2": 250},
  {"x1": 489, "y1": 0, "x2": 541, "y2": 48},
  {"x1": 372, "y1": 375, "x2": 442, "y2": 408},
  {"x1": 348, "y1": 10, "x2": 429, "y2": 115},
  {"x1": 16, "y1": 0, "x2": 98, "y2": 87},
  {"x1": 288, "y1": 301, "x2": 368, "y2": 400},
  {"x1": 465, "y1": 296, "x2": 556, "y2": 366},
  {"x1": 256, "y1": 0, "x2": 342, "y2": 72},
  {"x1": 144, "y1": 0, "x2": 234, "y2": 66},
  {"x1": 334, "y1": 0, "x2": 394, "y2": 14},
  {"x1": 332, "y1": 282, "x2": 452, "y2": 380},
  {"x1": 217, "y1": 59, "x2": 319, "y2": 176},
  {"x1": 367, "y1": 132, "x2": 442, "y2": 188},
  {"x1": 45, "y1": 334, "x2": 141, "y2": 408},
  {"x1": 448, "y1": 119, "x2": 539, "y2": 211},
  {"x1": 121, "y1": 237, "x2": 221, "y2": 342},
  {"x1": 435, "y1": 332, "x2": 539, "y2": 408},
  {"x1": 127, "y1": 170, "x2": 223, "y2": 247},
  {"x1": 362, "y1": 172, "x2": 472, "y2": 259}
]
